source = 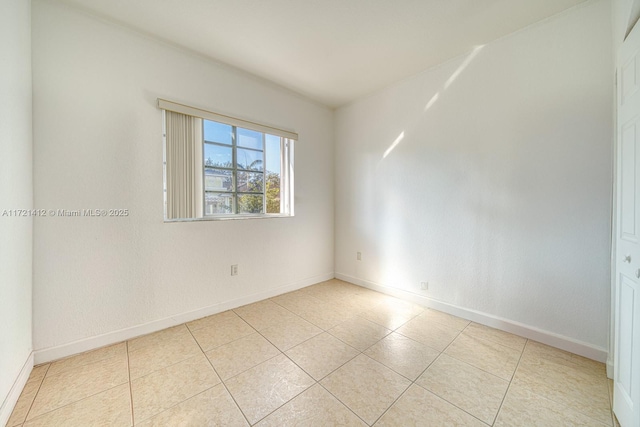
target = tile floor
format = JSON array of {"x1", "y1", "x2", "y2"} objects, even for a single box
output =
[{"x1": 7, "y1": 279, "x2": 617, "y2": 426}]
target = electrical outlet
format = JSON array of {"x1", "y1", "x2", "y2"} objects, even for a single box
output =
[
  {"x1": 357, "y1": 252, "x2": 362, "y2": 261},
  {"x1": 420, "y1": 281, "x2": 428, "y2": 290},
  {"x1": 231, "y1": 264, "x2": 238, "y2": 276}
]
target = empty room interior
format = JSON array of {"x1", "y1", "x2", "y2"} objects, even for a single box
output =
[{"x1": 2, "y1": 0, "x2": 640, "y2": 426}]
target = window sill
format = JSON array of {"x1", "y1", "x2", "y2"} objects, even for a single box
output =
[{"x1": 164, "y1": 214, "x2": 294, "y2": 223}]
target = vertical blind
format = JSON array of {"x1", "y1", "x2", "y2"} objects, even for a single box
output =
[{"x1": 165, "y1": 111, "x2": 203, "y2": 219}]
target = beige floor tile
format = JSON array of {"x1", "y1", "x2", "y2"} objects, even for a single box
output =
[
  {"x1": 27, "y1": 353, "x2": 128, "y2": 420},
  {"x1": 420, "y1": 309, "x2": 471, "y2": 331},
  {"x1": 295, "y1": 301, "x2": 355, "y2": 330},
  {"x1": 300, "y1": 284, "x2": 372, "y2": 312},
  {"x1": 463, "y1": 322, "x2": 527, "y2": 351},
  {"x1": 513, "y1": 354, "x2": 612, "y2": 425},
  {"x1": 128, "y1": 325, "x2": 190, "y2": 353},
  {"x1": 375, "y1": 384, "x2": 487, "y2": 427},
  {"x1": 364, "y1": 332, "x2": 440, "y2": 380},
  {"x1": 353, "y1": 288, "x2": 396, "y2": 307},
  {"x1": 495, "y1": 385, "x2": 610, "y2": 427},
  {"x1": 444, "y1": 333, "x2": 521, "y2": 380},
  {"x1": 47, "y1": 343, "x2": 127, "y2": 377},
  {"x1": 131, "y1": 353, "x2": 221, "y2": 423},
  {"x1": 417, "y1": 354, "x2": 508, "y2": 424},
  {"x1": 186, "y1": 310, "x2": 241, "y2": 332},
  {"x1": 320, "y1": 354, "x2": 411, "y2": 425},
  {"x1": 358, "y1": 300, "x2": 421, "y2": 330},
  {"x1": 28, "y1": 365, "x2": 50, "y2": 382},
  {"x1": 522, "y1": 340, "x2": 606, "y2": 375},
  {"x1": 190, "y1": 315, "x2": 255, "y2": 352},
  {"x1": 300, "y1": 280, "x2": 358, "y2": 301},
  {"x1": 271, "y1": 291, "x2": 351, "y2": 329},
  {"x1": 270, "y1": 291, "x2": 323, "y2": 314},
  {"x1": 519, "y1": 344, "x2": 607, "y2": 384},
  {"x1": 257, "y1": 384, "x2": 366, "y2": 427},
  {"x1": 7, "y1": 381, "x2": 40, "y2": 427},
  {"x1": 23, "y1": 383, "x2": 131, "y2": 427},
  {"x1": 358, "y1": 309, "x2": 414, "y2": 331},
  {"x1": 261, "y1": 315, "x2": 323, "y2": 351},
  {"x1": 233, "y1": 300, "x2": 300, "y2": 331},
  {"x1": 136, "y1": 384, "x2": 248, "y2": 427},
  {"x1": 7, "y1": 366, "x2": 50, "y2": 427},
  {"x1": 305, "y1": 281, "x2": 358, "y2": 297},
  {"x1": 225, "y1": 353, "x2": 315, "y2": 424},
  {"x1": 12, "y1": 281, "x2": 617, "y2": 426},
  {"x1": 328, "y1": 317, "x2": 391, "y2": 351},
  {"x1": 206, "y1": 333, "x2": 280, "y2": 380},
  {"x1": 330, "y1": 293, "x2": 379, "y2": 313},
  {"x1": 381, "y1": 298, "x2": 425, "y2": 316},
  {"x1": 285, "y1": 332, "x2": 359, "y2": 380},
  {"x1": 396, "y1": 315, "x2": 460, "y2": 351},
  {"x1": 128, "y1": 329, "x2": 202, "y2": 379}
]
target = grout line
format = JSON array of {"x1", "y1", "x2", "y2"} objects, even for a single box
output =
[
  {"x1": 492, "y1": 338, "x2": 528, "y2": 426},
  {"x1": 128, "y1": 349, "x2": 203, "y2": 382},
  {"x1": 503, "y1": 341, "x2": 613, "y2": 427},
  {"x1": 317, "y1": 382, "x2": 370, "y2": 426},
  {"x1": 372, "y1": 315, "x2": 509, "y2": 426},
  {"x1": 362, "y1": 353, "x2": 415, "y2": 426},
  {"x1": 185, "y1": 322, "x2": 254, "y2": 427},
  {"x1": 414, "y1": 382, "x2": 492, "y2": 426},
  {"x1": 19, "y1": 351, "x2": 131, "y2": 422},
  {"x1": 214, "y1": 314, "x2": 326, "y2": 425},
  {"x1": 241, "y1": 317, "x2": 322, "y2": 424},
  {"x1": 19, "y1": 363, "x2": 51, "y2": 425},
  {"x1": 250, "y1": 384, "x2": 315, "y2": 425},
  {"x1": 369, "y1": 384, "x2": 410, "y2": 425},
  {"x1": 283, "y1": 337, "x2": 360, "y2": 383},
  {"x1": 125, "y1": 341, "x2": 134, "y2": 426},
  {"x1": 397, "y1": 352, "x2": 492, "y2": 427},
  {"x1": 235, "y1": 285, "x2": 390, "y2": 425},
  {"x1": 435, "y1": 348, "x2": 517, "y2": 382},
  {"x1": 461, "y1": 322, "x2": 528, "y2": 352},
  {"x1": 20, "y1": 382, "x2": 128, "y2": 424}
]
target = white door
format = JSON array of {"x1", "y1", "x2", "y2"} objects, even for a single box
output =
[{"x1": 614, "y1": 17, "x2": 640, "y2": 427}]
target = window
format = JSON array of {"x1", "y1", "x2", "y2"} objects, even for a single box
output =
[
  {"x1": 203, "y1": 121, "x2": 288, "y2": 215},
  {"x1": 159, "y1": 99, "x2": 295, "y2": 220}
]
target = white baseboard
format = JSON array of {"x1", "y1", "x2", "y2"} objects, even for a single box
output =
[
  {"x1": 336, "y1": 273, "x2": 609, "y2": 363},
  {"x1": 0, "y1": 351, "x2": 33, "y2": 427},
  {"x1": 34, "y1": 272, "x2": 334, "y2": 365},
  {"x1": 607, "y1": 359, "x2": 614, "y2": 379}
]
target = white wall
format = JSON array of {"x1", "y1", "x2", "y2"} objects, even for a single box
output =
[
  {"x1": 31, "y1": 0, "x2": 334, "y2": 356},
  {"x1": 335, "y1": 0, "x2": 613, "y2": 353},
  {"x1": 0, "y1": 0, "x2": 34, "y2": 422},
  {"x1": 613, "y1": 0, "x2": 640, "y2": 45}
]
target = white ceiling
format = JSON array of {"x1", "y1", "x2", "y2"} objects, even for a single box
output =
[{"x1": 58, "y1": 0, "x2": 588, "y2": 108}]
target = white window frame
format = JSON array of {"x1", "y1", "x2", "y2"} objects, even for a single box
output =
[{"x1": 160, "y1": 99, "x2": 295, "y2": 221}]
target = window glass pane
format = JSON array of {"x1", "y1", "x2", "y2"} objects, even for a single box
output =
[
  {"x1": 205, "y1": 192, "x2": 234, "y2": 215},
  {"x1": 237, "y1": 148, "x2": 263, "y2": 171},
  {"x1": 204, "y1": 143, "x2": 233, "y2": 168},
  {"x1": 266, "y1": 172, "x2": 280, "y2": 214},
  {"x1": 237, "y1": 171, "x2": 263, "y2": 193},
  {"x1": 265, "y1": 135, "x2": 281, "y2": 214},
  {"x1": 205, "y1": 168, "x2": 233, "y2": 192},
  {"x1": 237, "y1": 194, "x2": 263, "y2": 214},
  {"x1": 204, "y1": 120, "x2": 232, "y2": 145},
  {"x1": 237, "y1": 127, "x2": 263, "y2": 150},
  {"x1": 265, "y1": 135, "x2": 281, "y2": 174}
]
